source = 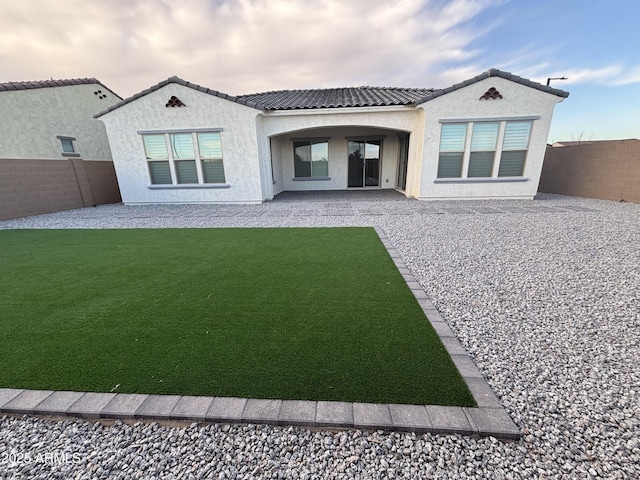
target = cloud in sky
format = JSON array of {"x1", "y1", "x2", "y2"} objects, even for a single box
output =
[
  {"x1": 522, "y1": 66, "x2": 640, "y2": 87},
  {"x1": 0, "y1": 0, "x2": 510, "y2": 95},
  {"x1": 1, "y1": 0, "x2": 640, "y2": 99}
]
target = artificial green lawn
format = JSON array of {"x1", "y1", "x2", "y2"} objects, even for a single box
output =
[{"x1": 0, "y1": 227, "x2": 475, "y2": 406}]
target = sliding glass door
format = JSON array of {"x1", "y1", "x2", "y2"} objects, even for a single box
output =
[{"x1": 348, "y1": 139, "x2": 381, "y2": 187}]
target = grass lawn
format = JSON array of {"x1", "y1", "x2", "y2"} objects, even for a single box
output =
[{"x1": 0, "y1": 227, "x2": 475, "y2": 407}]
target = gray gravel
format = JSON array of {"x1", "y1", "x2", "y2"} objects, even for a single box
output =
[{"x1": 1, "y1": 192, "x2": 639, "y2": 479}]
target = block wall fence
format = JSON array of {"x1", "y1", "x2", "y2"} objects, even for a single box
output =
[
  {"x1": 538, "y1": 140, "x2": 640, "y2": 204},
  {"x1": 0, "y1": 159, "x2": 121, "y2": 220}
]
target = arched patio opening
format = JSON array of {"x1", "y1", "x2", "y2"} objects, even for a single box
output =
[{"x1": 268, "y1": 125, "x2": 411, "y2": 196}]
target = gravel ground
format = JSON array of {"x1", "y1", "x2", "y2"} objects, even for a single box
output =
[{"x1": 1, "y1": 192, "x2": 639, "y2": 479}]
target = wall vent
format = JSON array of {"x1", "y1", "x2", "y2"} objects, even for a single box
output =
[
  {"x1": 166, "y1": 96, "x2": 186, "y2": 107},
  {"x1": 479, "y1": 87, "x2": 503, "y2": 100}
]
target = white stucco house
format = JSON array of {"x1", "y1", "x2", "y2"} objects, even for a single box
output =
[
  {"x1": 0, "y1": 78, "x2": 120, "y2": 161},
  {"x1": 0, "y1": 78, "x2": 123, "y2": 220},
  {"x1": 95, "y1": 69, "x2": 568, "y2": 204}
]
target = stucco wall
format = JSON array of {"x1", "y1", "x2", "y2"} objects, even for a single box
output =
[
  {"x1": 0, "y1": 158, "x2": 121, "y2": 220},
  {"x1": 0, "y1": 83, "x2": 118, "y2": 160},
  {"x1": 539, "y1": 140, "x2": 640, "y2": 203},
  {"x1": 269, "y1": 136, "x2": 285, "y2": 196},
  {"x1": 99, "y1": 84, "x2": 265, "y2": 204},
  {"x1": 417, "y1": 77, "x2": 565, "y2": 200}
]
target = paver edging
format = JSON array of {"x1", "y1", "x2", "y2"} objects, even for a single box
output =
[
  {"x1": 373, "y1": 227, "x2": 521, "y2": 440},
  {"x1": 0, "y1": 387, "x2": 521, "y2": 440}
]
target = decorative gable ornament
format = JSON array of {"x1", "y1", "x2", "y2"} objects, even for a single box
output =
[
  {"x1": 479, "y1": 87, "x2": 503, "y2": 100},
  {"x1": 166, "y1": 96, "x2": 185, "y2": 107}
]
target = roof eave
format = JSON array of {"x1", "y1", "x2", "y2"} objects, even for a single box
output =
[{"x1": 260, "y1": 104, "x2": 418, "y2": 116}]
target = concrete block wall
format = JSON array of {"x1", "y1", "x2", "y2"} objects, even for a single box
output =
[
  {"x1": 84, "y1": 161, "x2": 122, "y2": 205},
  {"x1": 538, "y1": 140, "x2": 640, "y2": 204},
  {"x1": 0, "y1": 159, "x2": 121, "y2": 220}
]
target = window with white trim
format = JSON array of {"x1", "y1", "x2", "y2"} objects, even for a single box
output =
[
  {"x1": 293, "y1": 139, "x2": 329, "y2": 178},
  {"x1": 437, "y1": 120, "x2": 533, "y2": 179},
  {"x1": 142, "y1": 132, "x2": 226, "y2": 185}
]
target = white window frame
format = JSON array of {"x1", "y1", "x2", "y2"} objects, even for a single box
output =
[
  {"x1": 436, "y1": 116, "x2": 538, "y2": 181},
  {"x1": 138, "y1": 129, "x2": 229, "y2": 189}
]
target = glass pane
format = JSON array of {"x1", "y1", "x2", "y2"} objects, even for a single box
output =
[
  {"x1": 364, "y1": 141, "x2": 380, "y2": 159},
  {"x1": 148, "y1": 161, "x2": 172, "y2": 184},
  {"x1": 471, "y1": 123, "x2": 499, "y2": 151},
  {"x1": 365, "y1": 140, "x2": 381, "y2": 186},
  {"x1": 498, "y1": 151, "x2": 526, "y2": 176},
  {"x1": 293, "y1": 142, "x2": 311, "y2": 177},
  {"x1": 60, "y1": 139, "x2": 75, "y2": 153},
  {"x1": 202, "y1": 159, "x2": 226, "y2": 183},
  {"x1": 143, "y1": 135, "x2": 168, "y2": 160},
  {"x1": 198, "y1": 132, "x2": 223, "y2": 159},
  {"x1": 503, "y1": 122, "x2": 532, "y2": 150},
  {"x1": 311, "y1": 142, "x2": 328, "y2": 162},
  {"x1": 311, "y1": 141, "x2": 328, "y2": 177},
  {"x1": 440, "y1": 124, "x2": 467, "y2": 152},
  {"x1": 312, "y1": 160, "x2": 328, "y2": 177},
  {"x1": 468, "y1": 151, "x2": 494, "y2": 177},
  {"x1": 396, "y1": 135, "x2": 409, "y2": 190},
  {"x1": 348, "y1": 141, "x2": 364, "y2": 187},
  {"x1": 170, "y1": 134, "x2": 195, "y2": 159},
  {"x1": 175, "y1": 159, "x2": 198, "y2": 183},
  {"x1": 365, "y1": 158, "x2": 380, "y2": 186},
  {"x1": 348, "y1": 140, "x2": 364, "y2": 157},
  {"x1": 437, "y1": 152, "x2": 463, "y2": 178}
]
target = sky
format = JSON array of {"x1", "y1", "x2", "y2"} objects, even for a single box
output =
[{"x1": 0, "y1": 0, "x2": 638, "y2": 142}]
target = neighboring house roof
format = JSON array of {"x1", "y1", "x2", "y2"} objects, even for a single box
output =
[
  {"x1": 0, "y1": 77, "x2": 122, "y2": 99},
  {"x1": 551, "y1": 141, "x2": 590, "y2": 147},
  {"x1": 552, "y1": 139, "x2": 640, "y2": 147},
  {"x1": 94, "y1": 68, "x2": 569, "y2": 118}
]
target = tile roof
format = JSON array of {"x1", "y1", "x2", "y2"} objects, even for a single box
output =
[
  {"x1": 236, "y1": 86, "x2": 436, "y2": 110},
  {"x1": 0, "y1": 77, "x2": 121, "y2": 99},
  {"x1": 94, "y1": 68, "x2": 569, "y2": 118},
  {"x1": 239, "y1": 69, "x2": 569, "y2": 110}
]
